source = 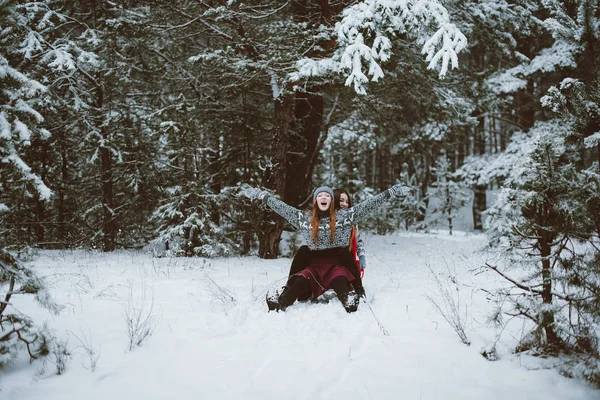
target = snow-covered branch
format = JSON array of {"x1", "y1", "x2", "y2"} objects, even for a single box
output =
[{"x1": 293, "y1": 0, "x2": 467, "y2": 94}]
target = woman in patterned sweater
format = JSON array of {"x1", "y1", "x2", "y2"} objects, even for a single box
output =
[
  {"x1": 335, "y1": 188, "x2": 367, "y2": 279},
  {"x1": 285, "y1": 188, "x2": 366, "y2": 298},
  {"x1": 244, "y1": 183, "x2": 409, "y2": 312}
]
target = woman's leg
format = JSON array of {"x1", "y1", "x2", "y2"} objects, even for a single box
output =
[
  {"x1": 331, "y1": 276, "x2": 359, "y2": 313},
  {"x1": 268, "y1": 276, "x2": 312, "y2": 312},
  {"x1": 337, "y1": 249, "x2": 365, "y2": 298},
  {"x1": 283, "y1": 245, "x2": 312, "y2": 302},
  {"x1": 288, "y1": 245, "x2": 311, "y2": 278}
]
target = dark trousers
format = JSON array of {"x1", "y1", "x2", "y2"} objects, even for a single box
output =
[
  {"x1": 287, "y1": 245, "x2": 312, "y2": 278},
  {"x1": 286, "y1": 245, "x2": 364, "y2": 296},
  {"x1": 281, "y1": 275, "x2": 352, "y2": 308}
]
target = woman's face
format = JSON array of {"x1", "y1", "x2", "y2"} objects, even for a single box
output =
[
  {"x1": 316, "y1": 192, "x2": 332, "y2": 211},
  {"x1": 339, "y1": 193, "x2": 350, "y2": 209}
]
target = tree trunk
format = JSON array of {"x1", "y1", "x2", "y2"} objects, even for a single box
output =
[
  {"x1": 35, "y1": 200, "x2": 44, "y2": 244},
  {"x1": 57, "y1": 149, "x2": 67, "y2": 244},
  {"x1": 471, "y1": 106, "x2": 487, "y2": 230},
  {"x1": 417, "y1": 154, "x2": 430, "y2": 222},
  {"x1": 35, "y1": 141, "x2": 48, "y2": 245},
  {"x1": 209, "y1": 135, "x2": 222, "y2": 225},
  {"x1": 539, "y1": 231, "x2": 560, "y2": 347},
  {"x1": 472, "y1": 184, "x2": 486, "y2": 230},
  {"x1": 101, "y1": 138, "x2": 116, "y2": 252},
  {"x1": 516, "y1": 79, "x2": 535, "y2": 130},
  {"x1": 284, "y1": 88, "x2": 323, "y2": 206},
  {"x1": 96, "y1": 85, "x2": 116, "y2": 251},
  {"x1": 258, "y1": 93, "x2": 293, "y2": 259},
  {"x1": 446, "y1": 185, "x2": 453, "y2": 235}
]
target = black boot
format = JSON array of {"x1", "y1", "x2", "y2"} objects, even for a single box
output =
[
  {"x1": 339, "y1": 290, "x2": 359, "y2": 313},
  {"x1": 331, "y1": 276, "x2": 359, "y2": 313},
  {"x1": 266, "y1": 287, "x2": 289, "y2": 312}
]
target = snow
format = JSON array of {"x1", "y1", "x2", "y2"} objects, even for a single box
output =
[
  {"x1": 0, "y1": 112, "x2": 11, "y2": 140},
  {"x1": 15, "y1": 98, "x2": 44, "y2": 123},
  {"x1": 3, "y1": 233, "x2": 599, "y2": 399},
  {"x1": 584, "y1": 132, "x2": 600, "y2": 149},
  {"x1": 14, "y1": 118, "x2": 30, "y2": 144},
  {"x1": 486, "y1": 69, "x2": 527, "y2": 94},
  {"x1": 486, "y1": 40, "x2": 580, "y2": 95},
  {"x1": 31, "y1": 172, "x2": 52, "y2": 200}
]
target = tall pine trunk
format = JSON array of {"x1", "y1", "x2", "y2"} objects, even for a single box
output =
[
  {"x1": 539, "y1": 230, "x2": 559, "y2": 347},
  {"x1": 285, "y1": 88, "x2": 323, "y2": 206},
  {"x1": 258, "y1": 94, "x2": 293, "y2": 259},
  {"x1": 257, "y1": 1, "x2": 332, "y2": 257},
  {"x1": 34, "y1": 141, "x2": 48, "y2": 245},
  {"x1": 57, "y1": 150, "x2": 67, "y2": 244},
  {"x1": 100, "y1": 137, "x2": 116, "y2": 252},
  {"x1": 472, "y1": 105, "x2": 487, "y2": 230},
  {"x1": 96, "y1": 85, "x2": 116, "y2": 252},
  {"x1": 472, "y1": 184, "x2": 486, "y2": 230}
]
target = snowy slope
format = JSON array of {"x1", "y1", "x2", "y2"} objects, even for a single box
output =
[{"x1": 2, "y1": 232, "x2": 598, "y2": 400}]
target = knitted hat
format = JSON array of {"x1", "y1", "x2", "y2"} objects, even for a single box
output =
[{"x1": 313, "y1": 186, "x2": 334, "y2": 201}]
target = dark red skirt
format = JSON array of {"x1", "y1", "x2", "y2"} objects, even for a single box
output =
[{"x1": 298, "y1": 254, "x2": 356, "y2": 298}]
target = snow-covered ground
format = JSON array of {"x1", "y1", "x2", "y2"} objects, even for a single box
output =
[{"x1": 3, "y1": 232, "x2": 599, "y2": 400}]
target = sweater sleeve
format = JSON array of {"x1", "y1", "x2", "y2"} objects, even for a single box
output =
[
  {"x1": 262, "y1": 195, "x2": 303, "y2": 229},
  {"x1": 347, "y1": 189, "x2": 392, "y2": 224},
  {"x1": 356, "y1": 227, "x2": 366, "y2": 258}
]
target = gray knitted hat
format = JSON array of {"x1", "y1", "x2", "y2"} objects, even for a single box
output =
[{"x1": 313, "y1": 186, "x2": 334, "y2": 201}]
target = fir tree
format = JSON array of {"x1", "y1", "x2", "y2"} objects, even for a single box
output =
[{"x1": 0, "y1": 0, "x2": 60, "y2": 367}]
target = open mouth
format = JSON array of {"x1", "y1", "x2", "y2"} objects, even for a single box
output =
[{"x1": 320, "y1": 201, "x2": 328, "y2": 207}]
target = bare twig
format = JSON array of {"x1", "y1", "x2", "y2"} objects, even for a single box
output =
[
  {"x1": 484, "y1": 263, "x2": 596, "y2": 303},
  {"x1": 122, "y1": 279, "x2": 157, "y2": 351},
  {"x1": 427, "y1": 263, "x2": 470, "y2": 346}
]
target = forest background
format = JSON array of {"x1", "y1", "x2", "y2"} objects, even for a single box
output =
[{"x1": 1, "y1": 0, "x2": 599, "y2": 387}]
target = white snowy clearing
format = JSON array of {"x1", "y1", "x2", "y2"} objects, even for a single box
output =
[{"x1": 3, "y1": 232, "x2": 599, "y2": 400}]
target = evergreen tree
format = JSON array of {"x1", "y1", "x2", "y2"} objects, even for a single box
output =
[
  {"x1": 0, "y1": 0, "x2": 60, "y2": 367},
  {"x1": 429, "y1": 154, "x2": 469, "y2": 234},
  {"x1": 483, "y1": 0, "x2": 600, "y2": 385}
]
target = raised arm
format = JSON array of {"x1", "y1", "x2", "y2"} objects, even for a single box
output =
[
  {"x1": 261, "y1": 195, "x2": 304, "y2": 228},
  {"x1": 243, "y1": 186, "x2": 303, "y2": 228},
  {"x1": 346, "y1": 184, "x2": 409, "y2": 224}
]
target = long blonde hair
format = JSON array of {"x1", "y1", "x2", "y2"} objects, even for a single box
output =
[{"x1": 310, "y1": 200, "x2": 336, "y2": 244}]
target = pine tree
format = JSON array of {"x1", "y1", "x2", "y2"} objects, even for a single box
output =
[
  {"x1": 0, "y1": 0, "x2": 60, "y2": 367},
  {"x1": 429, "y1": 154, "x2": 469, "y2": 234},
  {"x1": 483, "y1": 1, "x2": 600, "y2": 384}
]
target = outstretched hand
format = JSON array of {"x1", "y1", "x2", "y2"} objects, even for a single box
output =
[
  {"x1": 242, "y1": 185, "x2": 268, "y2": 201},
  {"x1": 389, "y1": 184, "x2": 412, "y2": 197}
]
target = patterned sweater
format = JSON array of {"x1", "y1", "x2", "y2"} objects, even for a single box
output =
[
  {"x1": 261, "y1": 189, "x2": 393, "y2": 250},
  {"x1": 356, "y1": 228, "x2": 366, "y2": 258}
]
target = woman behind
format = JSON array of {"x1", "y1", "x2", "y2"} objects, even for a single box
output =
[
  {"x1": 244, "y1": 183, "x2": 409, "y2": 313},
  {"x1": 333, "y1": 188, "x2": 367, "y2": 279}
]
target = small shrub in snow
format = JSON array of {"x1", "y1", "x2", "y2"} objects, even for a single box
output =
[
  {"x1": 123, "y1": 279, "x2": 157, "y2": 351},
  {"x1": 70, "y1": 329, "x2": 100, "y2": 372},
  {"x1": 32, "y1": 334, "x2": 72, "y2": 379},
  {"x1": 50, "y1": 337, "x2": 71, "y2": 375},
  {"x1": 204, "y1": 273, "x2": 237, "y2": 307},
  {"x1": 426, "y1": 263, "x2": 471, "y2": 346}
]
